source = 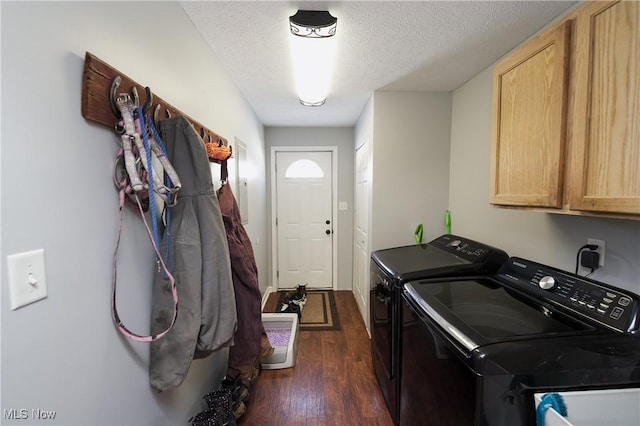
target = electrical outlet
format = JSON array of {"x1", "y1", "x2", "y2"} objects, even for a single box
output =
[{"x1": 587, "y1": 238, "x2": 605, "y2": 267}]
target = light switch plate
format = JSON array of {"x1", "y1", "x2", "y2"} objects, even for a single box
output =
[{"x1": 7, "y1": 249, "x2": 48, "y2": 310}]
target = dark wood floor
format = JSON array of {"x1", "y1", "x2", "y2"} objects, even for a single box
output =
[{"x1": 239, "y1": 291, "x2": 394, "y2": 425}]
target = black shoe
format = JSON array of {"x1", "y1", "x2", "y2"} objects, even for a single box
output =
[
  {"x1": 219, "y1": 373, "x2": 250, "y2": 419},
  {"x1": 190, "y1": 388, "x2": 235, "y2": 426},
  {"x1": 220, "y1": 374, "x2": 249, "y2": 404}
]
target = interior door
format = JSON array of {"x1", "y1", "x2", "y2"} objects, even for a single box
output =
[
  {"x1": 353, "y1": 140, "x2": 371, "y2": 332},
  {"x1": 275, "y1": 151, "x2": 333, "y2": 289}
]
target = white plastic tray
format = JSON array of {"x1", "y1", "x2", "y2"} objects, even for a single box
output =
[{"x1": 261, "y1": 313, "x2": 299, "y2": 369}]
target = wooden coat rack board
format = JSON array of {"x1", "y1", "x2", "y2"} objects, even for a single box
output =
[{"x1": 81, "y1": 52, "x2": 230, "y2": 160}]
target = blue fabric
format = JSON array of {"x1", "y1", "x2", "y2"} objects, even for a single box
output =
[
  {"x1": 138, "y1": 107, "x2": 160, "y2": 259},
  {"x1": 536, "y1": 393, "x2": 568, "y2": 426},
  {"x1": 144, "y1": 114, "x2": 174, "y2": 273}
]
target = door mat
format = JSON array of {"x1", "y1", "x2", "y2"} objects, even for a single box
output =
[{"x1": 274, "y1": 290, "x2": 340, "y2": 331}]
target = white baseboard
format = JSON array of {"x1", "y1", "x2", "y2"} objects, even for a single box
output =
[{"x1": 261, "y1": 285, "x2": 274, "y2": 310}]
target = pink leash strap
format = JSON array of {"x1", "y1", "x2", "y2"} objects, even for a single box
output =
[{"x1": 111, "y1": 151, "x2": 179, "y2": 342}]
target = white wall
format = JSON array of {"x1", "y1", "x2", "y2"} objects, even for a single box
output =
[
  {"x1": 449, "y1": 66, "x2": 640, "y2": 294},
  {"x1": 370, "y1": 91, "x2": 452, "y2": 250},
  {"x1": 264, "y1": 127, "x2": 354, "y2": 291},
  {"x1": 1, "y1": 2, "x2": 266, "y2": 425}
]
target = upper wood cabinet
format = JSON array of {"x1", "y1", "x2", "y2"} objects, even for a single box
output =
[
  {"x1": 569, "y1": 1, "x2": 640, "y2": 215},
  {"x1": 491, "y1": 1, "x2": 640, "y2": 218},
  {"x1": 491, "y1": 21, "x2": 571, "y2": 208}
]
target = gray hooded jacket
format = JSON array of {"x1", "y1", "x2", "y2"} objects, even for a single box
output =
[{"x1": 149, "y1": 116, "x2": 236, "y2": 392}]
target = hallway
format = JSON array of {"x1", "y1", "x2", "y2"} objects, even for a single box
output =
[{"x1": 240, "y1": 291, "x2": 393, "y2": 425}]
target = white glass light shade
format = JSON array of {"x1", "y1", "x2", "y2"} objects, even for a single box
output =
[{"x1": 290, "y1": 34, "x2": 336, "y2": 106}]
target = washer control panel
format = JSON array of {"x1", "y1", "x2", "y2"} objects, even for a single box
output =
[{"x1": 498, "y1": 257, "x2": 639, "y2": 334}]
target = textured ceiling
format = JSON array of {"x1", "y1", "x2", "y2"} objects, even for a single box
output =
[{"x1": 181, "y1": 1, "x2": 576, "y2": 127}]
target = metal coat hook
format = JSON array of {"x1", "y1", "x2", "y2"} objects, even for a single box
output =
[
  {"x1": 109, "y1": 76, "x2": 122, "y2": 118},
  {"x1": 131, "y1": 86, "x2": 140, "y2": 110},
  {"x1": 131, "y1": 86, "x2": 153, "y2": 116},
  {"x1": 110, "y1": 76, "x2": 153, "y2": 120},
  {"x1": 141, "y1": 87, "x2": 153, "y2": 115},
  {"x1": 153, "y1": 104, "x2": 172, "y2": 128}
]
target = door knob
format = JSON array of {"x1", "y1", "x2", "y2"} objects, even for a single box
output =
[
  {"x1": 326, "y1": 220, "x2": 331, "y2": 225},
  {"x1": 326, "y1": 229, "x2": 331, "y2": 235}
]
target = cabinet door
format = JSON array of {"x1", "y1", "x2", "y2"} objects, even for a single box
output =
[
  {"x1": 570, "y1": 1, "x2": 640, "y2": 215},
  {"x1": 490, "y1": 21, "x2": 571, "y2": 208}
]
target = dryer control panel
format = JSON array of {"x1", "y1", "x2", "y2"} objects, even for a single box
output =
[{"x1": 429, "y1": 234, "x2": 508, "y2": 268}]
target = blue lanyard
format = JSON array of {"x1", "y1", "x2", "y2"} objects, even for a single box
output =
[{"x1": 138, "y1": 107, "x2": 174, "y2": 274}]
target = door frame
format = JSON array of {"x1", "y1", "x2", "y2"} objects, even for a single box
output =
[{"x1": 270, "y1": 146, "x2": 338, "y2": 291}]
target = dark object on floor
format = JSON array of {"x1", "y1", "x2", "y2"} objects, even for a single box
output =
[
  {"x1": 220, "y1": 372, "x2": 249, "y2": 419},
  {"x1": 189, "y1": 388, "x2": 235, "y2": 426},
  {"x1": 279, "y1": 300, "x2": 301, "y2": 317},
  {"x1": 274, "y1": 290, "x2": 341, "y2": 331},
  {"x1": 189, "y1": 372, "x2": 250, "y2": 425},
  {"x1": 278, "y1": 284, "x2": 307, "y2": 318}
]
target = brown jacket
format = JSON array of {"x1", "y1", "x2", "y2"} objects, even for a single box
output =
[{"x1": 217, "y1": 164, "x2": 270, "y2": 383}]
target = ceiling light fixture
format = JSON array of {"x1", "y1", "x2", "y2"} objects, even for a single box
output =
[{"x1": 289, "y1": 10, "x2": 338, "y2": 107}]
